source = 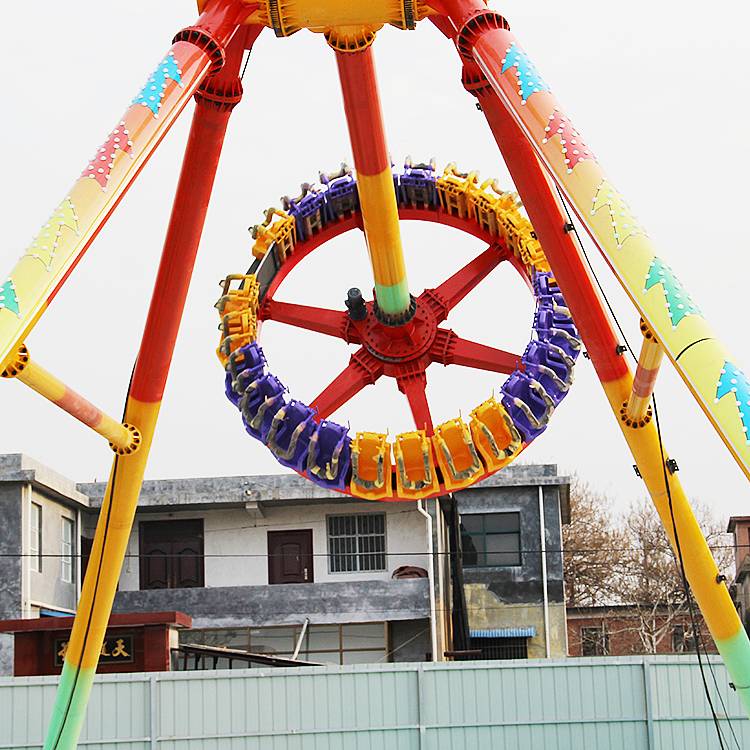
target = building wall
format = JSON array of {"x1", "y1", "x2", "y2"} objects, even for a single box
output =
[
  {"x1": 458, "y1": 484, "x2": 566, "y2": 657},
  {"x1": 465, "y1": 584, "x2": 567, "y2": 658},
  {"x1": 567, "y1": 612, "x2": 717, "y2": 656},
  {"x1": 117, "y1": 502, "x2": 429, "y2": 591},
  {"x1": 26, "y1": 487, "x2": 77, "y2": 614},
  {"x1": 0, "y1": 484, "x2": 22, "y2": 674}
]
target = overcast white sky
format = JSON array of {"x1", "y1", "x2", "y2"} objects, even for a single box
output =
[{"x1": 1, "y1": 2, "x2": 748, "y2": 522}]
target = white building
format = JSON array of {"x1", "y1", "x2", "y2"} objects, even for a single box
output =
[{"x1": 0, "y1": 454, "x2": 571, "y2": 671}]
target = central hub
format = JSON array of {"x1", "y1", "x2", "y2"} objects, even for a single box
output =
[{"x1": 354, "y1": 298, "x2": 438, "y2": 363}]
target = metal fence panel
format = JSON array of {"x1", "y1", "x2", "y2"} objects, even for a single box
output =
[{"x1": 0, "y1": 657, "x2": 748, "y2": 749}]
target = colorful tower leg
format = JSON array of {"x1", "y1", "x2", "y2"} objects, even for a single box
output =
[
  {"x1": 334, "y1": 44, "x2": 411, "y2": 319},
  {"x1": 439, "y1": 2, "x2": 750, "y2": 482},
  {"x1": 42, "y1": 27, "x2": 257, "y2": 750},
  {"x1": 0, "y1": 1, "x2": 249, "y2": 373},
  {"x1": 439, "y1": 29, "x2": 750, "y2": 715}
]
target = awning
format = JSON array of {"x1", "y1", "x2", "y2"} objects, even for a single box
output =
[
  {"x1": 470, "y1": 627, "x2": 536, "y2": 639},
  {"x1": 39, "y1": 608, "x2": 72, "y2": 618}
]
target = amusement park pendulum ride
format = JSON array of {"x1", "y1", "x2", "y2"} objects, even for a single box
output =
[{"x1": 1, "y1": 1, "x2": 749, "y2": 747}]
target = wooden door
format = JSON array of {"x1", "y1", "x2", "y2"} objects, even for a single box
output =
[
  {"x1": 267, "y1": 530, "x2": 314, "y2": 584},
  {"x1": 139, "y1": 519, "x2": 204, "y2": 590}
]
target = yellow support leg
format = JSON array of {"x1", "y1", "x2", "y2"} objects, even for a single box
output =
[{"x1": 603, "y1": 371, "x2": 750, "y2": 714}]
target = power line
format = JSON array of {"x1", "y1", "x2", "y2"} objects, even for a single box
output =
[{"x1": 2, "y1": 543, "x2": 739, "y2": 558}]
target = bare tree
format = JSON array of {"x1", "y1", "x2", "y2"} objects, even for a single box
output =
[
  {"x1": 563, "y1": 477, "x2": 627, "y2": 607},
  {"x1": 618, "y1": 498, "x2": 733, "y2": 654},
  {"x1": 564, "y1": 476, "x2": 734, "y2": 655}
]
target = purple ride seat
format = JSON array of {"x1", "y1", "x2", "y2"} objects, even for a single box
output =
[
  {"x1": 501, "y1": 371, "x2": 555, "y2": 442},
  {"x1": 521, "y1": 340, "x2": 572, "y2": 406},
  {"x1": 266, "y1": 400, "x2": 317, "y2": 471},
  {"x1": 321, "y1": 172, "x2": 359, "y2": 218},
  {"x1": 240, "y1": 373, "x2": 286, "y2": 441},
  {"x1": 225, "y1": 343, "x2": 266, "y2": 406},
  {"x1": 398, "y1": 161, "x2": 437, "y2": 207},
  {"x1": 306, "y1": 420, "x2": 351, "y2": 491}
]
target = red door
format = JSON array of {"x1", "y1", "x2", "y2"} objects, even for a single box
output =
[{"x1": 267, "y1": 530, "x2": 314, "y2": 584}]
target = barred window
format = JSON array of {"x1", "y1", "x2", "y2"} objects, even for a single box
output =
[{"x1": 327, "y1": 514, "x2": 386, "y2": 573}]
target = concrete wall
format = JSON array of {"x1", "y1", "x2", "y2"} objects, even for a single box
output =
[
  {"x1": 117, "y1": 502, "x2": 429, "y2": 591},
  {"x1": 112, "y1": 578, "x2": 430, "y2": 629}
]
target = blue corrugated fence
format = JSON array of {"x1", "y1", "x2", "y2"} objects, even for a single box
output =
[{"x1": 0, "y1": 656, "x2": 747, "y2": 749}]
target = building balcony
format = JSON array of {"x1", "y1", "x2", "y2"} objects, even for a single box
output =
[{"x1": 112, "y1": 577, "x2": 430, "y2": 628}]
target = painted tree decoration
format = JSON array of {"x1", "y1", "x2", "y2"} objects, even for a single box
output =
[
  {"x1": 644, "y1": 257, "x2": 701, "y2": 328},
  {"x1": 543, "y1": 110, "x2": 596, "y2": 173},
  {"x1": 0, "y1": 279, "x2": 20, "y2": 317},
  {"x1": 24, "y1": 198, "x2": 79, "y2": 271},
  {"x1": 716, "y1": 361, "x2": 750, "y2": 443},
  {"x1": 132, "y1": 52, "x2": 182, "y2": 116},
  {"x1": 591, "y1": 179, "x2": 644, "y2": 249},
  {"x1": 501, "y1": 43, "x2": 549, "y2": 103},
  {"x1": 81, "y1": 122, "x2": 133, "y2": 189}
]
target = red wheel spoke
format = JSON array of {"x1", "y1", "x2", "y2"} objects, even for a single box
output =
[
  {"x1": 310, "y1": 348, "x2": 383, "y2": 420},
  {"x1": 431, "y1": 329, "x2": 521, "y2": 375},
  {"x1": 397, "y1": 373, "x2": 434, "y2": 435},
  {"x1": 260, "y1": 299, "x2": 359, "y2": 343},
  {"x1": 419, "y1": 243, "x2": 505, "y2": 323}
]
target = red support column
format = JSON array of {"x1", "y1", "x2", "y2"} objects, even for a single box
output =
[
  {"x1": 131, "y1": 26, "x2": 261, "y2": 402},
  {"x1": 476, "y1": 88, "x2": 628, "y2": 385}
]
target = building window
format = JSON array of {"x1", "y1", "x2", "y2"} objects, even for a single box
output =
[
  {"x1": 581, "y1": 626, "x2": 609, "y2": 656},
  {"x1": 672, "y1": 624, "x2": 697, "y2": 653},
  {"x1": 180, "y1": 622, "x2": 388, "y2": 666},
  {"x1": 461, "y1": 512, "x2": 521, "y2": 567},
  {"x1": 327, "y1": 514, "x2": 386, "y2": 573},
  {"x1": 139, "y1": 519, "x2": 204, "y2": 590},
  {"x1": 469, "y1": 636, "x2": 528, "y2": 660},
  {"x1": 30, "y1": 502, "x2": 42, "y2": 572},
  {"x1": 61, "y1": 517, "x2": 74, "y2": 583}
]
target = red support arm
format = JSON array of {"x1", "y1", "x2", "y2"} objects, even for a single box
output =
[
  {"x1": 420, "y1": 243, "x2": 505, "y2": 323},
  {"x1": 397, "y1": 373, "x2": 434, "y2": 434},
  {"x1": 431, "y1": 329, "x2": 521, "y2": 375},
  {"x1": 259, "y1": 299, "x2": 360, "y2": 343},
  {"x1": 310, "y1": 348, "x2": 383, "y2": 420}
]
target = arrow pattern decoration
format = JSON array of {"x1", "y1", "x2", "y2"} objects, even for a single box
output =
[
  {"x1": 644, "y1": 257, "x2": 701, "y2": 328},
  {"x1": 590, "y1": 179, "x2": 645, "y2": 249},
  {"x1": 501, "y1": 43, "x2": 549, "y2": 103},
  {"x1": 23, "y1": 198, "x2": 80, "y2": 271},
  {"x1": 716, "y1": 361, "x2": 750, "y2": 443},
  {"x1": 132, "y1": 52, "x2": 182, "y2": 116},
  {"x1": 0, "y1": 279, "x2": 20, "y2": 317},
  {"x1": 543, "y1": 110, "x2": 596, "y2": 173},
  {"x1": 81, "y1": 122, "x2": 133, "y2": 189}
]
